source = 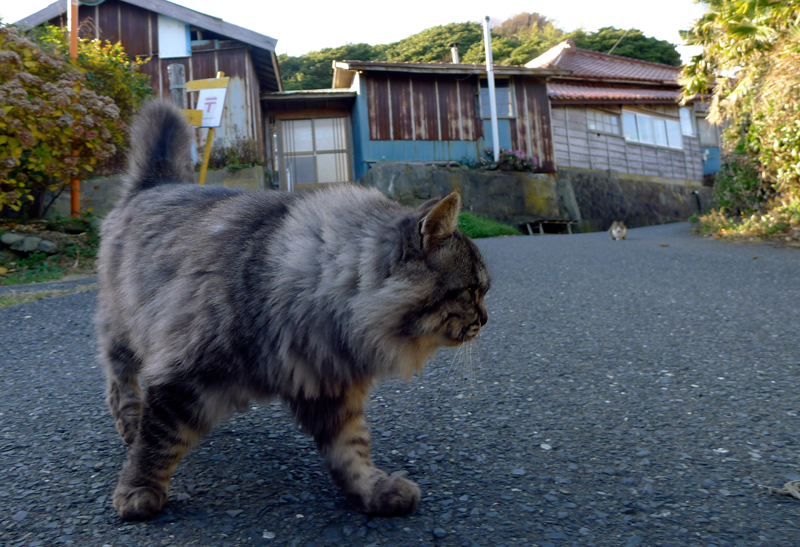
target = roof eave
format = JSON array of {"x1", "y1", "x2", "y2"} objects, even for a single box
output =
[{"x1": 333, "y1": 61, "x2": 570, "y2": 78}]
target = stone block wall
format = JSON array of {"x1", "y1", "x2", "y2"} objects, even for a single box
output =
[
  {"x1": 358, "y1": 162, "x2": 573, "y2": 227},
  {"x1": 44, "y1": 166, "x2": 266, "y2": 219},
  {"x1": 559, "y1": 168, "x2": 714, "y2": 233}
]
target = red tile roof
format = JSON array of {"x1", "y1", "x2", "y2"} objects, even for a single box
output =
[
  {"x1": 549, "y1": 82, "x2": 680, "y2": 103},
  {"x1": 526, "y1": 40, "x2": 681, "y2": 84}
]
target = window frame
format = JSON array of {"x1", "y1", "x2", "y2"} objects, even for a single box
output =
[
  {"x1": 622, "y1": 109, "x2": 684, "y2": 150},
  {"x1": 679, "y1": 107, "x2": 695, "y2": 137},
  {"x1": 586, "y1": 108, "x2": 621, "y2": 136},
  {"x1": 479, "y1": 79, "x2": 515, "y2": 119}
]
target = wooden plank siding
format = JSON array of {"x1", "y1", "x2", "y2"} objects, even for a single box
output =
[
  {"x1": 551, "y1": 105, "x2": 704, "y2": 181},
  {"x1": 366, "y1": 74, "x2": 482, "y2": 142}
]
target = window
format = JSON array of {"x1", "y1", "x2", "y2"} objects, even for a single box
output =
[
  {"x1": 697, "y1": 118, "x2": 719, "y2": 146},
  {"x1": 679, "y1": 107, "x2": 695, "y2": 136},
  {"x1": 480, "y1": 79, "x2": 514, "y2": 118},
  {"x1": 622, "y1": 110, "x2": 683, "y2": 150},
  {"x1": 587, "y1": 109, "x2": 620, "y2": 135},
  {"x1": 281, "y1": 117, "x2": 351, "y2": 190}
]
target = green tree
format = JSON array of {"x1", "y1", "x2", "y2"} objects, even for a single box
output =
[
  {"x1": 566, "y1": 27, "x2": 681, "y2": 66},
  {"x1": 280, "y1": 43, "x2": 384, "y2": 90},
  {"x1": 682, "y1": 0, "x2": 800, "y2": 238},
  {"x1": 383, "y1": 22, "x2": 483, "y2": 63}
]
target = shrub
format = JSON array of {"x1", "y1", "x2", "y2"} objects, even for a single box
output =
[
  {"x1": 713, "y1": 156, "x2": 762, "y2": 214},
  {"x1": 459, "y1": 148, "x2": 538, "y2": 172},
  {"x1": 27, "y1": 24, "x2": 152, "y2": 176},
  {"x1": 207, "y1": 135, "x2": 261, "y2": 173},
  {"x1": 0, "y1": 23, "x2": 124, "y2": 213}
]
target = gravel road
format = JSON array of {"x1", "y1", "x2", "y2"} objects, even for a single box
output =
[{"x1": 2, "y1": 222, "x2": 799, "y2": 547}]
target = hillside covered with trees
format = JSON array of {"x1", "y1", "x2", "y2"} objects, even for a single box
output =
[{"x1": 279, "y1": 13, "x2": 681, "y2": 90}]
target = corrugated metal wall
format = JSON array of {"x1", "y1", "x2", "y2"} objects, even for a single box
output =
[
  {"x1": 49, "y1": 0, "x2": 265, "y2": 159},
  {"x1": 365, "y1": 73, "x2": 483, "y2": 142},
  {"x1": 510, "y1": 76, "x2": 556, "y2": 173}
]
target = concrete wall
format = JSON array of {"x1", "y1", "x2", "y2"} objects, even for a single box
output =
[
  {"x1": 45, "y1": 165, "x2": 266, "y2": 219},
  {"x1": 358, "y1": 162, "x2": 571, "y2": 227},
  {"x1": 560, "y1": 168, "x2": 714, "y2": 233}
]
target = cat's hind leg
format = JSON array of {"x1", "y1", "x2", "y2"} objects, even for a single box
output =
[
  {"x1": 112, "y1": 380, "x2": 213, "y2": 520},
  {"x1": 291, "y1": 380, "x2": 421, "y2": 517},
  {"x1": 100, "y1": 338, "x2": 144, "y2": 445}
]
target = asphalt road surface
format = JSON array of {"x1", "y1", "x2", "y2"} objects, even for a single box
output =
[{"x1": 2, "y1": 222, "x2": 799, "y2": 547}]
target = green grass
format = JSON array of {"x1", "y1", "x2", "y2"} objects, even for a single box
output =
[
  {"x1": 458, "y1": 212, "x2": 521, "y2": 238},
  {"x1": 0, "y1": 252, "x2": 66, "y2": 286}
]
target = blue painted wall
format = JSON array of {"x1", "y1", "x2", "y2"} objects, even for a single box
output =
[
  {"x1": 701, "y1": 146, "x2": 721, "y2": 176},
  {"x1": 350, "y1": 75, "x2": 513, "y2": 180}
]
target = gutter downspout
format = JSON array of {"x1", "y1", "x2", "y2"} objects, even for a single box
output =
[{"x1": 482, "y1": 16, "x2": 499, "y2": 163}]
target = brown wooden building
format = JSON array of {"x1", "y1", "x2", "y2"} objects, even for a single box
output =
[
  {"x1": 16, "y1": 0, "x2": 282, "y2": 159},
  {"x1": 263, "y1": 61, "x2": 567, "y2": 190}
]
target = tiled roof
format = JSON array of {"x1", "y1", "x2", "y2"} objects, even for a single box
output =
[
  {"x1": 549, "y1": 83, "x2": 680, "y2": 102},
  {"x1": 527, "y1": 40, "x2": 680, "y2": 84}
]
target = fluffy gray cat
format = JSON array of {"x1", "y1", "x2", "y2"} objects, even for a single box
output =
[{"x1": 95, "y1": 101, "x2": 490, "y2": 521}]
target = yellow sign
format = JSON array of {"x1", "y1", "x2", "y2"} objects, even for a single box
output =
[
  {"x1": 186, "y1": 77, "x2": 230, "y2": 91},
  {"x1": 183, "y1": 72, "x2": 228, "y2": 185},
  {"x1": 181, "y1": 109, "x2": 202, "y2": 126}
]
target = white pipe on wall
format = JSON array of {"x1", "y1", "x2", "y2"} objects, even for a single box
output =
[{"x1": 482, "y1": 15, "x2": 500, "y2": 163}]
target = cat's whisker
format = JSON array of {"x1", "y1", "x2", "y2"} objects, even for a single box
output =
[{"x1": 434, "y1": 344, "x2": 466, "y2": 402}]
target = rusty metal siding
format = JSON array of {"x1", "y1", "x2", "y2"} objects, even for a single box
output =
[
  {"x1": 388, "y1": 74, "x2": 413, "y2": 141},
  {"x1": 119, "y1": 2, "x2": 151, "y2": 58},
  {"x1": 412, "y1": 75, "x2": 438, "y2": 140},
  {"x1": 458, "y1": 77, "x2": 480, "y2": 141},
  {"x1": 189, "y1": 50, "x2": 218, "y2": 81},
  {"x1": 515, "y1": 76, "x2": 556, "y2": 173},
  {"x1": 366, "y1": 73, "x2": 481, "y2": 142},
  {"x1": 509, "y1": 119, "x2": 519, "y2": 152},
  {"x1": 96, "y1": 0, "x2": 120, "y2": 44},
  {"x1": 436, "y1": 77, "x2": 460, "y2": 141},
  {"x1": 513, "y1": 77, "x2": 527, "y2": 155},
  {"x1": 367, "y1": 74, "x2": 391, "y2": 141},
  {"x1": 215, "y1": 47, "x2": 247, "y2": 78}
]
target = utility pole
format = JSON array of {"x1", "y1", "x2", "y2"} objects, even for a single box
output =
[
  {"x1": 68, "y1": 0, "x2": 79, "y2": 217},
  {"x1": 482, "y1": 16, "x2": 500, "y2": 163}
]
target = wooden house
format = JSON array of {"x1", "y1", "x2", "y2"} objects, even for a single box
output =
[
  {"x1": 262, "y1": 60, "x2": 566, "y2": 191},
  {"x1": 15, "y1": 0, "x2": 282, "y2": 159},
  {"x1": 526, "y1": 40, "x2": 720, "y2": 182}
]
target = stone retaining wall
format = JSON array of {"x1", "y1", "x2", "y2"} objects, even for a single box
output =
[
  {"x1": 559, "y1": 168, "x2": 714, "y2": 233},
  {"x1": 358, "y1": 162, "x2": 573, "y2": 227}
]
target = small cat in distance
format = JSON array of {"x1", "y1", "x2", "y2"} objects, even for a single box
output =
[{"x1": 608, "y1": 220, "x2": 628, "y2": 240}]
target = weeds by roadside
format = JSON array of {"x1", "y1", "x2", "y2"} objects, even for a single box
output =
[
  {"x1": 691, "y1": 195, "x2": 800, "y2": 245},
  {"x1": 0, "y1": 282, "x2": 98, "y2": 308}
]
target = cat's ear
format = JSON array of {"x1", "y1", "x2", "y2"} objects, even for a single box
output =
[{"x1": 420, "y1": 191, "x2": 461, "y2": 252}]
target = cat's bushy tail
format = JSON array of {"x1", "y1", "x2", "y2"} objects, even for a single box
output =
[{"x1": 122, "y1": 100, "x2": 196, "y2": 202}]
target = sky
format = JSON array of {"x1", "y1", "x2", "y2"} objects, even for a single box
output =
[{"x1": 2, "y1": 0, "x2": 707, "y2": 62}]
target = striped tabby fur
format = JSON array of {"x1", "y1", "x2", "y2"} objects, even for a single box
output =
[{"x1": 96, "y1": 101, "x2": 490, "y2": 520}]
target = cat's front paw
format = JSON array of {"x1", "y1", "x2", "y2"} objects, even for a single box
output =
[
  {"x1": 113, "y1": 483, "x2": 167, "y2": 520},
  {"x1": 363, "y1": 470, "x2": 421, "y2": 516}
]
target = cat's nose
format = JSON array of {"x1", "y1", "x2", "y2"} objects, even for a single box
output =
[{"x1": 478, "y1": 306, "x2": 488, "y2": 326}]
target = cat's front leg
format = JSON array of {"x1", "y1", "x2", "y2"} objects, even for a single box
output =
[{"x1": 291, "y1": 380, "x2": 420, "y2": 516}]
